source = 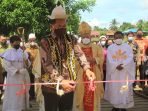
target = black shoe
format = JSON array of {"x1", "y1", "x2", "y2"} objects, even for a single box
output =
[
  {"x1": 118, "y1": 109, "x2": 123, "y2": 111},
  {"x1": 121, "y1": 108, "x2": 127, "y2": 111},
  {"x1": 112, "y1": 108, "x2": 126, "y2": 111},
  {"x1": 111, "y1": 108, "x2": 119, "y2": 111}
]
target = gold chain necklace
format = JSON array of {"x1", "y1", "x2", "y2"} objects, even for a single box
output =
[
  {"x1": 64, "y1": 35, "x2": 77, "y2": 80},
  {"x1": 48, "y1": 38, "x2": 62, "y2": 75}
]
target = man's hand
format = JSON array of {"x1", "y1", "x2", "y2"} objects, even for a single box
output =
[
  {"x1": 85, "y1": 69, "x2": 96, "y2": 81},
  {"x1": 61, "y1": 80, "x2": 76, "y2": 93},
  {"x1": 16, "y1": 69, "x2": 20, "y2": 73},
  {"x1": 116, "y1": 64, "x2": 124, "y2": 71}
]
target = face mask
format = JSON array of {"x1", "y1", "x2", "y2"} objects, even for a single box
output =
[
  {"x1": 30, "y1": 42, "x2": 36, "y2": 46},
  {"x1": 100, "y1": 41, "x2": 106, "y2": 46},
  {"x1": 6, "y1": 40, "x2": 10, "y2": 45},
  {"x1": 114, "y1": 39, "x2": 123, "y2": 45},
  {"x1": 137, "y1": 34, "x2": 142, "y2": 38},
  {"x1": 20, "y1": 42, "x2": 23, "y2": 47},
  {"x1": 54, "y1": 28, "x2": 66, "y2": 37},
  {"x1": 128, "y1": 36, "x2": 134, "y2": 42},
  {"x1": 82, "y1": 38, "x2": 91, "y2": 45},
  {"x1": 14, "y1": 44, "x2": 20, "y2": 49}
]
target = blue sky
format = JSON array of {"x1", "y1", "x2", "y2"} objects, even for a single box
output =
[{"x1": 80, "y1": 0, "x2": 148, "y2": 28}]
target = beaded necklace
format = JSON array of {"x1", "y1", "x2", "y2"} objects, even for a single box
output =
[{"x1": 47, "y1": 35, "x2": 77, "y2": 80}]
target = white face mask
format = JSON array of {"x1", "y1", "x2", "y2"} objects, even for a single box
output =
[
  {"x1": 20, "y1": 42, "x2": 23, "y2": 47},
  {"x1": 114, "y1": 39, "x2": 123, "y2": 45},
  {"x1": 82, "y1": 38, "x2": 91, "y2": 45},
  {"x1": 30, "y1": 41, "x2": 36, "y2": 46},
  {"x1": 100, "y1": 41, "x2": 106, "y2": 46},
  {"x1": 128, "y1": 36, "x2": 134, "y2": 42}
]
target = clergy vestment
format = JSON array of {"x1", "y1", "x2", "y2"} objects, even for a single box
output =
[
  {"x1": 104, "y1": 43, "x2": 135, "y2": 108},
  {"x1": 26, "y1": 44, "x2": 44, "y2": 111},
  {"x1": 73, "y1": 43, "x2": 104, "y2": 111},
  {"x1": 1, "y1": 48, "x2": 30, "y2": 111}
]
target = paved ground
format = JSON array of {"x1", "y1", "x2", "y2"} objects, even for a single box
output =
[
  {"x1": 0, "y1": 100, "x2": 39, "y2": 111},
  {"x1": 101, "y1": 94, "x2": 148, "y2": 111},
  {"x1": 0, "y1": 94, "x2": 148, "y2": 111}
]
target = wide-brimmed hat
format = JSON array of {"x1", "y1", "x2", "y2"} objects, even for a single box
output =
[
  {"x1": 100, "y1": 35, "x2": 107, "y2": 40},
  {"x1": 106, "y1": 30, "x2": 115, "y2": 36},
  {"x1": 48, "y1": 5, "x2": 67, "y2": 19}
]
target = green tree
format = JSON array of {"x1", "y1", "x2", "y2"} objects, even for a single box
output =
[
  {"x1": 119, "y1": 22, "x2": 135, "y2": 31},
  {"x1": 93, "y1": 26, "x2": 107, "y2": 36},
  {"x1": 0, "y1": 0, "x2": 52, "y2": 39},
  {"x1": 143, "y1": 21, "x2": 148, "y2": 31},
  {"x1": 0, "y1": 0, "x2": 96, "y2": 39},
  {"x1": 109, "y1": 19, "x2": 118, "y2": 31},
  {"x1": 64, "y1": 0, "x2": 96, "y2": 34},
  {"x1": 136, "y1": 19, "x2": 144, "y2": 30}
]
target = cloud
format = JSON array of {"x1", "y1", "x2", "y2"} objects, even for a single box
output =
[
  {"x1": 86, "y1": 18, "x2": 110, "y2": 28},
  {"x1": 88, "y1": 18, "x2": 100, "y2": 27},
  {"x1": 143, "y1": 0, "x2": 148, "y2": 3},
  {"x1": 80, "y1": 0, "x2": 148, "y2": 28},
  {"x1": 131, "y1": 20, "x2": 138, "y2": 25},
  {"x1": 141, "y1": 0, "x2": 148, "y2": 9},
  {"x1": 95, "y1": 0, "x2": 108, "y2": 5}
]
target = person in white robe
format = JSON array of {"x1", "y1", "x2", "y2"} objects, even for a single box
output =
[
  {"x1": 104, "y1": 31, "x2": 135, "y2": 111},
  {"x1": 1, "y1": 35, "x2": 30, "y2": 111}
]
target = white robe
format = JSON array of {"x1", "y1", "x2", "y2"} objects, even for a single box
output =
[
  {"x1": 1, "y1": 48, "x2": 30, "y2": 111},
  {"x1": 104, "y1": 43, "x2": 135, "y2": 108}
]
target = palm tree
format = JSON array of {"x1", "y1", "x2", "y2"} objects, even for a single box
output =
[
  {"x1": 136, "y1": 19, "x2": 144, "y2": 30},
  {"x1": 110, "y1": 19, "x2": 118, "y2": 31}
]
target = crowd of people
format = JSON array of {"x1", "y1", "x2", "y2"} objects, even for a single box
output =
[{"x1": 0, "y1": 5, "x2": 148, "y2": 111}]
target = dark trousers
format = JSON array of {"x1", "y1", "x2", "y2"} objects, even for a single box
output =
[
  {"x1": 2, "y1": 71, "x2": 7, "y2": 83},
  {"x1": 1, "y1": 71, "x2": 7, "y2": 91},
  {"x1": 42, "y1": 91, "x2": 73, "y2": 111},
  {"x1": 29, "y1": 72, "x2": 35, "y2": 99},
  {"x1": 139, "y1": 65, "x2": 145, "y2": 86},
  {"x1": 0, "y1": 71, "x2": 7, "y2": 100},
  {"x1": 103, "y1": 70, "x2": 106, "y2": 89}
]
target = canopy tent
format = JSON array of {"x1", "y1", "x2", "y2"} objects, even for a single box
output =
[
  {"x1": 123, "y1": 28, "x2": 148, "y2": 35},
  {"x1": 123, "y1": 28, "x2": 138, "y2": 33}
]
